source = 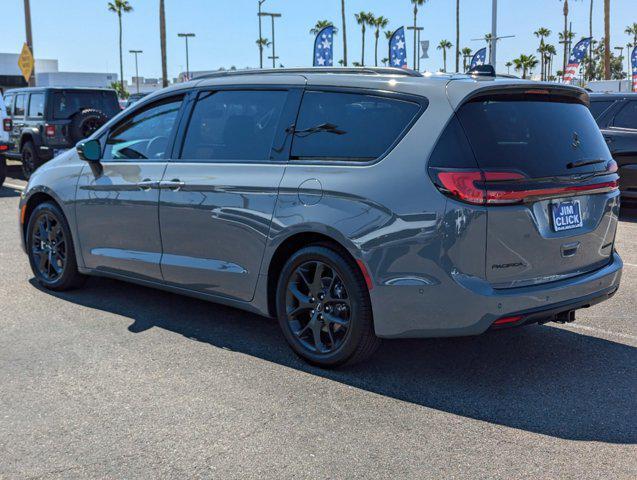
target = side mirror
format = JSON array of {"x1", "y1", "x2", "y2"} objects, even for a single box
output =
[{"x1": 76, "y1": 139, "x2": 102, "y2": 162}]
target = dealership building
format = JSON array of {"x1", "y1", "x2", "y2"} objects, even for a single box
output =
[{"x1": 0, "y1": 52, "x2": 118, "y2": 92}]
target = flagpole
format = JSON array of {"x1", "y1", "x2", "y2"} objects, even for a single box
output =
[{"x1": 490, "y1": 0, "x2": 497, "y2": 69}]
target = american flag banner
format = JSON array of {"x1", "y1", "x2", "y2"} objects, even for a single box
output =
[
  {"x1": 470, "y1": 47, "x2": 487, "y2": 70},
  {"x1": 563, "y1": 38, "x2": 592, "y2": 84},
  {"x1": 313, "y1": 26, "x2": 334, "y2": 67},
  {"x1": 389, "y1": 27, "x2": 408, "y2": 68},
  {"x1": 632, "y1": 45, "x2": 637, "y2": 93}
]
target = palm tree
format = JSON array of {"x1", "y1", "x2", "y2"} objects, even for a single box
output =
[
  {"x1": 372, "y1": 16, "x2": 389, "y2": 67},
  {"x1": 159, "y1": 0, "x2": 167, "y2": 88},
  {"x1": 588, "y1": 0, "x2": 594, "y2": 69},
  {"x1": 355, "y1": 11, "x2": 371, "y2": 66},
  {"x1": 461, "y1": 47, "x2": 472, "y2": 72},
  {"x1": 534, "y1": 28, "x2": 551, "y2": 80},
  {"x1": 559, "y1": 1, "x2": 582, "y2": 73},
  {"x1": 455, "y1": 0, "x2": 460, "y2": 72},
  {"x1": 513, "y1": 54, "x2": 539, "y2": 79},
  {"x1": 625, "y1": 23, "x2": 637, "y2": 47},
  {"x1": 310, "y1": 20, "x2": 337, "y2": 36},
  {"x1": 546, "y1": 44, "x2": 557, "y2": 80},
  {"x1": 256, "y1": 37, "x2": 271, "y2": 50},
  {"x1": 341, "y1": 0, "x2": 348, "y2": 66},
  {"x1": 484, "y1": 33, "x2": 494, "y2": 61},
  {"x1": 437, "y1": 40, "x2": 453, "y2": 72},
  {"x1": 411, "y1": 1, "x2": 429, "y2": 68},
  {"x1": 108, "y1": 0, "x2": 133, "y2": 93},
  {"x1": 505, "y1": 61, "x2": 512, "y2": 74}
]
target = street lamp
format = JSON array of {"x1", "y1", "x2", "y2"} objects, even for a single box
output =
[
  {"x1": 258, "y1": 12, "x2": 281, "y2": 68},
  {"x1": 177, "y1": 33, "x2": 196, "y2": 80},
  {"x1": 129, "y1": 50, "x2": 143, "y2": 94},
  {"x1": 257, "y1": 0, "x2": 266, "y2": 69}
]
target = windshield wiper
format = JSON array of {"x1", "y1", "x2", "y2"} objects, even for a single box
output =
[
  {"x1": 288, "y1": 122, "x2": 347, "y2": 137},
  {"x1": 566, "y1": 159, "x2": 605, "y2": 169}
]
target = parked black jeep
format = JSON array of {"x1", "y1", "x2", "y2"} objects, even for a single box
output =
[
  {"x1": 589, "y1": 93, "x2": 637, "y2": 203},
  {"x1": 2, "y1": 87, "x2": 120, "y2": 179}
]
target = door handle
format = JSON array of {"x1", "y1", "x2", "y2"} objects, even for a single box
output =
[
  {"x1": 136, "y1": 179, "x2": 158, "y2": 191},
  {"x1": 159, "y1": 179, "x2": 185, "y2": 191}
]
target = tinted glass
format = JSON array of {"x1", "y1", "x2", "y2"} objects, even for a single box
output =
[
  {"x1": 427, "y1": 115, "x2": 479, "y2": 169},
  {"x1": 588, "y1": 99, "x2": 614, "y2": 120},
  {"x1": 4, "y1": 94, "x2": 13, "y2": 116},
  {"x1": 28, "y1": 93, "x2": 45, "y2": 117},
  {"x1": 52, "y1": 90, "x2": 120, "y2": 119},
  {"x1": 14, "y1": 94, "x2": 26, "y2": 117},
  {"x1": 104, "y1": 97, "x2": 183, "y2": 161},
  {"x1": 291, "y1": 91, "x2": 420, "y2": 162},
  {"x1": 613, "y1": 101, "x2": 637, "y2": 129},
  {"x1": 457, "y1": 97, "x2": 612, "y2": 177},
  {"x1": 181, "y1": 90, "x2": 288, "y2": 162}
]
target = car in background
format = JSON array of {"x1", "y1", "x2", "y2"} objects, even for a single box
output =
[
  {"x1": 124, "y1": 92, "x2": 149, "y2": 109},
  {"x1": 2, "y1": 87, "x2": 120, "y2": 179},
  {"x1": 17, "y1": 68, "x2": 622, "y2": 367},
  {"x1": 0, "y1": 93, "x2": 10, "y2": 186},
  {"x1": 589, "y1": 93, "x2": 637, "y2": 203}
]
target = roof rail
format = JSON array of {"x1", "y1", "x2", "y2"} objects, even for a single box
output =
[{"x1": 193, "y1": 67, "x2": 423, "y2": 81}]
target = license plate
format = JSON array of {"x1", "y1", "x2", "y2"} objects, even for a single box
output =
[{"x1": 551, "y1": 200, "x2": 583, "y2": 232}]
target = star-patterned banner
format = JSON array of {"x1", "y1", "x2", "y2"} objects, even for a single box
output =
[
  {"x1": 563, "y1": 37, "x2": 591, "y2": 84},
  {"x1": 313, "y1": 26, "x2": 334, "y2": 67},
  {"x1": 631, "y1": 45, "x2": 637, "y2": 93},
  {"x1": 389, "y1": 27, "x2": 407, "y2": 68},
  {"x1": 469, "y1": 47, "x2": 487, "y2": 70}
]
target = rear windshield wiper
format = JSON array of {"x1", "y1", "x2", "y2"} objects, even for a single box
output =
[{"x1": 566, "y1": 159, "x2": 605, "y2": 169}]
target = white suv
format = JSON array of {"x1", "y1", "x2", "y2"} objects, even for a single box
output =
[{"x1": 0, "y1": 93, "x2": 10, "y2": 186}]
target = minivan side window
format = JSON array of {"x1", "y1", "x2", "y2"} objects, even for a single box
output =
[
  {"x1": 4, "y1": 94, "x2": 14, "y2": 116},
  {"x1": 28, "y1": 93, "x2": 45, "y2": 118},
  {"x1": 14, "y1": 94, "x2": 26, "y2": 117},
  {"x1": 103, "y1": 96, "x2": 183, "y2": 161},
  {"x1": 180, "y1": 90, "x2": 288, "y2": 162},
  {"x1": 613, "y1": 101, "x2": 637, "y2": 129},
  {"x1": 290, "y1": 91, "x2": 421, "y2": 162}
]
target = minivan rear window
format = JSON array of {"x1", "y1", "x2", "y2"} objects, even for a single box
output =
[
  {"x1": 456, "y1": 96, "x2": 612, "y2": 177},
  {"x1": 291, "y1": 91, "x2": 421, "y2": 162}
]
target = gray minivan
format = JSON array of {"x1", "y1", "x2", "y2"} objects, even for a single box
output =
[{"x1": 18, "y1": 68, "x2": 623, "y2": 367}]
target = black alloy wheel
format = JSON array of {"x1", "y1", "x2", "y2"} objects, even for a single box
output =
[
  {"x1": 276, "y1": 246, "x2": 380, "y2": 368},
  {"x1": 286, "y1": 260, "x2": 352, "y2": 354},
  {"x1": 26, "y1": 202, "x2": 85, "y2": 291}
]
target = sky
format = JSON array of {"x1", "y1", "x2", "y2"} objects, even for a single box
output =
[{"x1": 3, "y1": 0, "x2": 636, "y2": 81}]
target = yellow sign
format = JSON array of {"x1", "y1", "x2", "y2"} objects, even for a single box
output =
[{"x1": 18, "y1": 43, "x2": 34, "y2": 82}]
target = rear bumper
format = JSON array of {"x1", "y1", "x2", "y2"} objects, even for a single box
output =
[{"x1": 371, "y1": 252, "x2": 623, "y2": 338}]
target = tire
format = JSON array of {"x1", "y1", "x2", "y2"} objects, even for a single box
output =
[
  {"x1": 276, "y1": 245, "x2": 381, "y2": 368},
  {"x1": 21, "y1": 141, "x2": 42, "y2": 180},
  {"x1": 0, "y1": 156, "x2": 6, "y2": 187},
  {"x1": 69, "y1": 109, "x2": 108, "y2": 143},
  {"x1": 26, "y1": 201, "x2": 86, "y2": 291}
]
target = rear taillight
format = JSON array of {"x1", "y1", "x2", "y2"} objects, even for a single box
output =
[
  {"x1": 45, "y1": 124, "x2": 56, "y2": 137},
  {"x1": 0, "y1": 144, "x2": 8, "y2": 151},
  {"x1": 430, "y1": 168, "x2": 619, "y2": 206},
  {"x1": 2, "y1": 118, "x2": 11, "y2": 132}
]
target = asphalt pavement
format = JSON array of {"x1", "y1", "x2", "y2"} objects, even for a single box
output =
[{"x1": 0, "y1": 169, "x2": 635, "y2": 479}]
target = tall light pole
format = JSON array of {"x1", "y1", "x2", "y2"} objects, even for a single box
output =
[
  {"x1": 23, "y1": 0, "x2": 35, "y2": 86},
  {"x1": 259, "y1": 12, "x2": 281, "y2": 68},
  {"x1": 257, "y1": 0, "x2": 266, "y2": 68},
  {"x1": 129, "y1": 50, "x2": 143, "y2": 94},
  {"x1": 490, "y1": 0, "x2": 497, "y2": 68},
  {"x1": 177, "y1": 33, "x2": 196, "y2": 80}
]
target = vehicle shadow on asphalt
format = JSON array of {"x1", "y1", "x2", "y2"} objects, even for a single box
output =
[
  {"x1": 0, "y1": 188, "x2": 21, "y2": 198},
  {"x1": 30, "y1": 276, "x2": 637, "y2": 445}
]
